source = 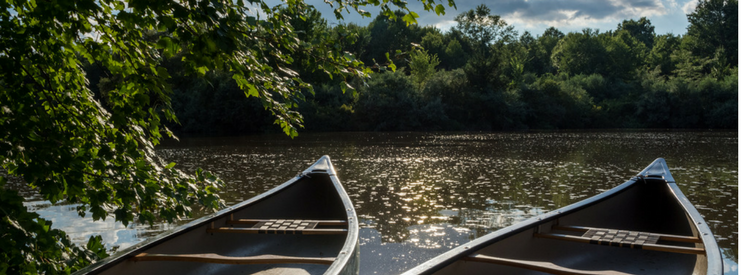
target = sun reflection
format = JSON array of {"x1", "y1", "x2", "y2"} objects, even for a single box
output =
[{"x1": 15, "y1": 131, "x2": 737, "y2": 275}]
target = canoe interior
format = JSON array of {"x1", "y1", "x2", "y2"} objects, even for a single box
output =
[
  {"x1": 96, "y1": 172, "x2": 350, "y2": 275},
  {"x1": 432, "y1": 179, "x2": 708, "y2": 275}
]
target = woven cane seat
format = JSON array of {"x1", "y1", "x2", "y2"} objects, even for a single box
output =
[
  {"x1": 250, "y1": 219, "x2": 319, "y2": 234},
  {"x1": 582, "y1": 228, "x2": 660, "y2": 248}
]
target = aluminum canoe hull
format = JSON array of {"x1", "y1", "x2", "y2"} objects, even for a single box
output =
[
  {"x1": 75, "y1": 155, "x2": 359, "y2": 275},
  {"x1": 404, "y1": 158, "x2": 721, "y2": 275}
]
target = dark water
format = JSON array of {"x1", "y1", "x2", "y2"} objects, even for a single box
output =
[{"x1": 26, "y1": 131, "x2": 738, "y2": 274}]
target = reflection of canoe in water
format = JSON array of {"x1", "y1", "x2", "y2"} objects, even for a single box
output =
[
  {"x1": 404, "y1": 158, "x2": 721, "y2": 275},
  {"x1": 76, "y1": 156, "x2": 358, "y2": 275}
]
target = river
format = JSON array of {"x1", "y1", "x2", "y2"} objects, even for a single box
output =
[{"x1": 24, "y1": 130, "x2": 738, "y2": 274}]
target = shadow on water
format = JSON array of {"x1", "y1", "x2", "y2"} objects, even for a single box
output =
[{"x1": 22, "y1": 130, "x2": 738, "y2": 274}]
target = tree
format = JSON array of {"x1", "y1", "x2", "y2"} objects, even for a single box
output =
[
  {"x1": 454, "y1": 4, "x2": 517, "y2": 90},
  {"x1": 340, "y1": 23, "x2": 373, "y2": 63},
  {"x1": 542, "y1": 27, "x2": 565, "y2": 40},
  {"x1": 0, "y1": 0, "x2": 454, "y2": 273},
  {"x1": 283, "y1": 4, "x2": 333, "y2": 83},
  {"x1": 409, "y1": 49, "x2": 441, "y2": 91},
  {"x1": 646, "y1": 34, "x2": 681, "y2": 76},
  {"x1": 527, "y1": 27, "x2": 564, "y2": 75},
  {"x1": 617, "y1": 17, "x2": 655, "y2": 49},
  {"x1": 444, "y1": 38, "x2": 468, "y2": 69},
  {"x1": 672, "y1": 35, "x2": 727, "y2": 80},
  {"x1": 365, "y1": 10, "x2": 434, "y2": 69},
  {"x1": 454, "y1": 4, "x2": 516, "y2": 53},
  {"x1": 354, "y1": 71, "x2": 422, "y2": 131},
  {"x1": 552, "y1": 29, "x2": 608, "y2": 76},
  {"x1": 365, "y1": 10, "x2": 411, "y2": 66},
  {"x1": 517, "y1": 31, "x2": 548, "y2": 76},
  {"x1": 419, "y1": 29, "x2": 448, "y2": 69},
  {"x1": 603, "y1": 30, "x2": 647, "y2": 80},
  {"x1": 686, "y1": 0, "x2": 738, "y2": 67},
  {"x1": 507, "y1": 44, "x2": 530, "y2": 89},
  {"x1": 551, "y1": 28, "x2": 643, "y2": 80}
]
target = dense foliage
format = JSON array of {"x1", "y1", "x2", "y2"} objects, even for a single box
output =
[
  {"x1": 162, "y1": 1, "x2": 737, "y2": 135},
  {"x1": 0, "y1": 0, "x2": 736, "y2": 273},
  {"x1": 0, "y1": 0, "x2": 454, "y2": 273}
]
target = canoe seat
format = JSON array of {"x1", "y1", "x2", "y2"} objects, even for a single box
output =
[
  {"x1": 464, "y1": 254, "x2": 634, "y2": 275},
  {"x1": 534, "y1": 225, "x2": 704, "y2": 255},
  {"x1": 131, "y1": 252, "x2": 336, "y2": 265},
  {"x1": 207, "y1": 219, "x2": 348, "y2": 235}
]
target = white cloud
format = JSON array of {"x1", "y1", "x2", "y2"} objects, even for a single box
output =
[
  {"x1": 665, "y1": 0, "x2": 680, "y2": 9},
  {"x1": 490, "y1": 0, "x2": 669, "y2": 31},
  {"x1": 433, "y1": 20, "x2": 458, "y2": 32},
  {"x1": 682, "y1": 0, "x2": 699, "y2": 14},
  {"x1": 299, "y1": 0, "x2": 689, "y2": 35}
]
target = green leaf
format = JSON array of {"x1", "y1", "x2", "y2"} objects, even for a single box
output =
[
  {"x1": 114, "y1": 2, "x2": 125, "y2": 10},
  {"x1": 340, "y1": 81, "x2": 348, "y2": 93},
  {"x1": 156, "y1": 36, "x2": 172, "y2": 49},
  {"x1": 435, "y1": 4, "x2": 446, "y2": 16},
  {"x1": 403, "y1": 11, "x2": 419, "y2": 26},
  {"x1": 197, "y1": 66, "x2": 209, "y2": 75},
  {"x1": 86, "y1": 235, "x2": 109, "y2": 259},
  {"x1": 245, "y1": 84, "x2": 259, "y2": 97}
]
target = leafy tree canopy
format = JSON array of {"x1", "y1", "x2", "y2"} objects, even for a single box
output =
[
  {"x1": 409, "y1": 49, "x2": 440, "y2": 91},
  {"x1": 552, "y1": 28, "x2": 607, "y2": 76},
  {"x1": 0, "y1": 0, "x2": 454, "y2": 273},
  {"x1": 616, "y1": 17, "x2": 655, "y2": 49},
  {"x1": 686, "y1": 0, "x2": 738, "y2": 66},
  {"x1": 646, "y1": 33, "x2": 681, "y2": 75},
  {"x1": 542, "y1": 27, "x2": 565, "y2": 39},
  {"x1": 454, "y1": 4, "x2": 516, "y2": 52}
]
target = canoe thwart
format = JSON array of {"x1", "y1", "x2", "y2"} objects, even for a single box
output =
[
  {"x1": 209, "y1": 219, "x2": 347, "y2": 235},
  {"x1": 464, "y1": 254, "x2": 634, "y2": 275},
  {"x1": 131, "y1": 252, "x2": 336, "y2": 265},
  {"x1": 535, "y1": 229, "x2": 705, "y2": 255},
  {"x1": 207, "y1": 227, "x2": 347, "y2": 235},
  {"x1": 250, "y1": 219, "x2": 320, "y2": 231},
  {"x1": 552, "y1": 225, "x2": 701, "y2": 243},
  {"x1": 227, "y1": 219, "x2": 347, "y2": 226}
]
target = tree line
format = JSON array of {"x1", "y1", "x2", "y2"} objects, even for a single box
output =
[{"x1": 112, "y1": 0, "x2": 738, "y2": 135}]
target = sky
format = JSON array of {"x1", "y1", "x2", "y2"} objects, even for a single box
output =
[{"x1": 279, "y1": 0, "x2": 704, "y2": 37}]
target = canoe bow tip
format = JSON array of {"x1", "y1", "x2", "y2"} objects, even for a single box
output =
[
  {"x1": 306, "y1": 156, "x2": 336, "y2": 175},
  {"x1": 637, "y1": 158, "x2": 675, "y2": 183}
]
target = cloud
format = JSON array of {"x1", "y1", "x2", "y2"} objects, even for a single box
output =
[
  {"x1": 681, "y1": 0, "x2": 699, "y2": 14},
  {"x1": 325, "y1": 0, "x2": 670, "y2": 32},
  {"x1": 291, "y1": 0, "x2": 683, "y2": 35},
  {"x1": 467, "y1": 0, "x2": 668, "y2": 29},
  {"x1": 664, "y1": 0, "x2": 680, "y2": 9}
]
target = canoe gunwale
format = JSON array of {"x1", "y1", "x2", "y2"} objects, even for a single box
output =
[
  {"x1": 665, "y1": 182, "x2": 722, "y2": 275},
  {"x1": 402, "y1": 177, "x2": 640, "y2": 275},
  {"x1": 74, "y1": 155, "x2": 359, "y2": 275},
  {"x1": 403, "y1": 158, "x2": 722, "y2": 275},
  {"x1": 639, "y1": 158, "x2": 721, "y2": 274},
  {"x1": 320, "y1": 157, "x2": 360, "y2": 275}
]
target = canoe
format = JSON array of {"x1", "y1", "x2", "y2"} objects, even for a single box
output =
[
  {"x1": 404, "y1": 158, "x2": 722, "y2": 275},
  {"x1": 75, "y1": 156, "x2": 359, "y2": 275}
]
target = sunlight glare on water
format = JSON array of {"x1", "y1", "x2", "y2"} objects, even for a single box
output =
[{"x1": 21, "y1": 131, "x2": 738, "y2": 275}]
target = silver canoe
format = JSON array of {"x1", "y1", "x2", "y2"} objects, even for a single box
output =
[
  {"x1": 404, "y1": 158, "x2": 721, "y2": 275},
  {"x1": 75, "y1": 156, "x2": 359, "y2": 275}
]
